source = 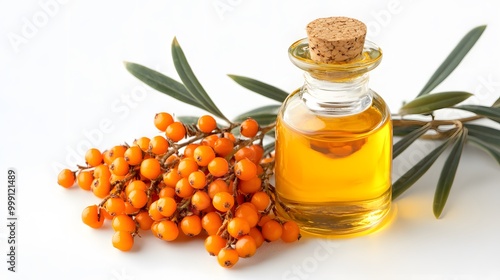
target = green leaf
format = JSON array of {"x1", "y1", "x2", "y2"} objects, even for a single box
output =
[
  {"x1": 393, "y1": 123, "x2": 431, "y2": 159},
  {"x1": 433, "y1": 128, "x2": 467, "y2": 218},
  {"x1": 176, "y1": 116, "x2": 200, "y2": 125},
  {"x1": 393, "y1": 125, "x2": 424, "y2": 137},
  {"x1": 233, "y1": 105, "x2": 281, "y2": 122},
  {"x1": 263, "y1": 141, "x2": 276, "y2": 156},
  {"x1": 417, "y1": 25, "x2": 487, "y2": 97},
  {"x1": 399, "y1": 91, "x2": 473, "y2": 115},
  {"x1": 392, "y1": 137, "x2": 454, "y2": 200},
  {"x1": 228, "y1": 74, "x2": 289, "y2": 103},
  {"x1": 455, "y1": 105, "x2": 500, "y2": 123},
  {"x1": 172, "y1": 37, "x2": 229, "y2": 122},
  {"x1": 124, "y1": 62, "x2": 200, "y2": 108},
  {"x1": 469, "y1": 136, "x2": 500, "y2": 165},
  {"x1": 492, "y1": 97, "x2": 500, "y2": 108},
  {"x1": 464, "y1": 124, "x2": 500, "y2": 148}
]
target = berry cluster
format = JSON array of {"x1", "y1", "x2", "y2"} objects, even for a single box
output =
[{"x1": 57, "y1": 113, "x2": 300, "y2": 268}]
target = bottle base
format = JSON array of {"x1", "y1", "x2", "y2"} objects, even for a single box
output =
[{"x1": 276, "y1": 188, "x2": 393, "y2": 237}]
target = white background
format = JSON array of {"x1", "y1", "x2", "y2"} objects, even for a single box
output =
[{"x1": 1, "y1": 0, "x2": 500, "y2": 279}]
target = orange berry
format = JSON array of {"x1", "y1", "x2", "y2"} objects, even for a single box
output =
[
  {"x1": 238, "y1": 176, "x2": 262, "y2": 194},
  {"x1": 217, "y1": 248, "x2": 239, "y2": 268},
  {"x1": 81, "y1": 205, "x2": 105, "y2": 229},
  {"x1": 202, "y1": 212, "x2": 223, "y2": 236},
  {"x1": 204, "y1": 235, "x2": 227, "y2": 256},
  {"x1": 235, "y1": 235, "x2": 257, "y2": 258},
  {"x1": 177, "y1": 158, "x2": 199, "y2": 178},
  {"x1": 163, "y1": 168, "x2": 182, "y2": 188},
  {"x1": 197, "y1": 115, "x2": 217, "y2": 133},
  {"x1": 234, "y1": 146, "x2": 256, "y2": 163},
  {"x1": 156, "y1": 197, "x2": 177, "y2": 217},
  {"x1": 193, "y1": 145, "x2": 216, "y2": 167},
  {"x1": 212, "y1": 191, "x2": 234, "y2": 213},
  {"x1": 108, "y1": 145, "x2": 127, "y2": 163},
  {"x1": 156, "y1": 220, "x2": 179, "y2": 241},
  {"x1": 57, "y1": 169, "x2": 75, "y2": 188},
  {"x1": 93, "y1": 164, "x2": 111, "y2": 179},
  {"x1": 213, "y1": 137, "x2": 234, "y2": 157},
  {"x1": 183, "y1": 143, "x2": 199, "y2": 159},
  {"x1": 281, "y1": 221, "x2": 301, "y2": 243},
  {"x1": 235, "y1": 203, "x2": 259, "y2": 228},
  {"x1": 234, "y1": 158, "x2": 257, "y2": 181},
  {"x1": 180, "y1": 215, "x2": 202, "y2": 237},
  {"x1": 112, "y1": 231, "x2": 134, "y2": 251},
  {"x1": 154, "y1": 112, "x2": 174, "y2": 131},
  {"x1": 140, "y1": 158, "x2": 161, "y2": 180},
  {"x1": 148, "y1": 200, "x2": 164, "y2": 221},
  {"x1": 223, "y1": 132, "x2": 236, "y2": 143},
  {"x1": 91, "y1": 178, "x2": 111, "y2": 198},
  {"x1": 240, "y1": 118, "x2": 259, "y2": 138},
  {"x1": 175, "y1": 177, "x2": 195, "y2": 198},
  {"x1": 201, "y1": 134, "x2": 219, "y2": 147},
  {"x1": 149, "y1": 135, "x2": 169, "y2": 155},
  {"x1": 251, "y1": 191, "x2": 271, "y2": 212},
  {"x1": 191, "y1": 191, "x2": 211, "y2": 211},
  {"x1": 134, "y1": 137, "x2": 151, "y2": 152},
  {"x1": 262, "y1": 220, "x2": 283, "y2": 242},
  {"x1": 127, "y1": 189, "x2": 148, "y2": 209},
  {"x1": 207, "y1": 179, "x2": 231, "y2": 199},
  {"x1": 208, "y1": 157, "x2": 229, "y2": 177},
  {"x1": 227, "y1": 217, "x2": 250, "y2": 239},
  {"x1": 249, "y1": 227, "x2": 264, "y2": 248},
  {"x1": 166, "y1": 121, "x2": 186, "y2": 142},
  {"x1": 85, "y1": 148, "x2": 103, "y2": 167},
  {"x1": 112, "y1": 214, "x2": 136, "y2": 232},
  {"x1": 125, "y1": 180, "x2": 148, "y2": 196},
  {"x1": 105, "y1": 197, "x2": 126, "y2": 216},
  {"x1": 188, "y1": 170, "x2": 207, "y2": 189},
  {"x1": 135, "y1": 210, "x2": 154, "y2": 231},
  {"x1": 110, "y1": 157, "x2": 129, "y2": 176},
  {"x1": 159, "y1": 186, "x2": 176, "y2": 198},
  {"x1": 124, "y1": 201, "x2": 139, "y2": 215},
  {"x1": 249, "y1": 144, "x2": 264, "y2": 164},
  {"x1": 258, "y1": 214, "x2": 273, "y2": 227},
  {"x1": 76, "y1": 171, "x2": 93, "y2": 190}
]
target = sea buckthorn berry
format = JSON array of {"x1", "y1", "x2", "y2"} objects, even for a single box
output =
[
  {"x1": 108, "y1": 145, "x2": 127, "y2": 163},
  {"x1": 240, "y1": 118, "x2": 259, "y2": 138},
  {"x1": 235, "y1": 203, "x2": 259, "y2": 228},
  {"x1": 102, "y1": 150, "x2": 113, "y2": 165},
  {"x1": 234, "y1": 158, "x2": 257, "y2": 181},
  {"x1": 140, "y1": 158, "x2": 161, "y2": 180},
  {"x1": 163, "y1": 168, "x2": 181, "y2": 188},
  {"x1": 156, "y1": 220, "x2": 179, "y2": 241},
  {"x1": 166, "y1": 121, "x2": 186, "y2": 142},
  {"x1": 112, "y1": 231, "x2": 134, "y2": 252},
  {"x1": 124, "y1": 201, "x2": 139, "y2": 215},
  {"x1": 249, "y1": 227, "x2": 265, "y2": 248},
  {"x1": 180, "y1": 215, "x2": 202, "y2": 237},
  {"x1": 193, "y1": 145, "x2": 216, "y2": 167},
  {"x1": 110, "y1": 157, "x2": 130, "y2": 176},
  {"x1": 249, "y1": 144, "x2": 264, "y2": 164},
  {"x1": 208, "y1": 157, "x2": 229, "y2": 177},
  {"x1": 175, "y1": 177, "x2": 195, "y2": 198},
  {"x1": 217, "y1": 248, "x2": 239, "y2": 268},
  {"x1": 85, "y1": 148, "x2": 103, "y2": 167},
  {"x1": 76, "y1": 171, "x2": 93, "y2": 190},
  {"x1": 235, "y1": 235, "x2": 257, "y2": 258},
  {"x1": 57, "y1": 169, "x2": 75, "y2": 188},
  {"x1": 213, "y1": 137, "x2": 234, "y2": 157},
  {"x1": 134, "y1": 137, "x2": 151, "y2": 152},
  {"x1": 238, "y1": 176, "x2": 262, "y2": 194},
  {"x1": 197, "y1": 115, "x2": 217, "y2": 133},
  {"x1": 105, "y1": 197, "x2": 126, "y2": 216},
  {"x1": 81, "y1": 205, "x2": 105, "y2": 229},
  {"x1": 251, "y1": 191, "x2": 271, "y2": 212},
  {"x1": 135, "y1": 210, "x2": 154, "y2": 231},
  {"x1": 148, "y1": 200, "x2": 164, "y2": 221},
  {"x1": 100, "y1": 208, "x2": 114, "y2": 220},
  {"x1": 234, "y1": 146, "x2": 256, "y2": 163},
  {"x1": 258, "y1": 215, "x2": 273, "y2": 227},
  {"x1": 159, "y1": 186, "x2": 176, "y2": 198},
  {"x1": 127, "y1": 189, "x2": 148, "y2": 209},
  {"x1": 154, "y1": 112, "x2": 174, "y2": 131},
  {"x1": 177, "y1": 158, "x2": 199, "y2": 178},
  {"x1": 227, "y1": 217, "x2": 251, "y2": 239},
  {"x1": 93, "y1": 164, "x2": 111, "y2": 179},
  {"x1": 207, "y1": 179, "x2": 230, "y2": 199},
  {"x1": 201, "y1": 134, "x2": 219, "y2": 148},
  {"x1": 223, "y1": 132, "x2": 236, "y2": 143},
  {"x1": 281, "y1": 221, "x2": 301, "y2": 243},
  {"x1": 183, "y1": 143, "x2": 199, "y2": 159},
  {"x1": 156, "y1": 197, "x2": 177, "y2": 217},
  {"x1": 204, "y1": 235, "x2": 227, "y2": 256},
  {"x1": 212, "y1": 191, "x2": 234, "y2": 213},
  {"x1": 188, "y1": 170, "x2": 207, "y2": 189},
  {"x1": 262, "y1": 220, "x2": 283, "y2": 242},
  {"x1": 125, "y1": 180, "x2": 148, "y2": 196},
  {"x1": 191, "y1": 191, "x2": 211, "y2": 211},
  {"x1": 124, "y1": 146, "x2": 143, "y2": 166},
  {"x1": 202, "y1": 212, "x2": 223, "y2": 236},
  {"x1": 149, "y1": 135, "x2": 169, "y2": 155},
  {"x1": 112, "y1": 214, "x2": 136, "y2": 232},
  {"x1": 92, "y1": 178, "x2": 111, "y2": 198}
]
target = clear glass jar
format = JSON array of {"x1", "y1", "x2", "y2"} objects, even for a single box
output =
[{"x1": 274, "y1": 38, "x2": 392, "y2": 236}]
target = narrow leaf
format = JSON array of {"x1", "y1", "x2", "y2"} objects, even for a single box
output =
[
  {"x1": 417, "y1": 25, "x2": 487, "y2": 96},
  {"x1": 392, "y1": 137, "x2": 454, "y2": 200},
  {"x1": 455, "y1": 105, "x2": 500, "y2": 123},
  {"x1": 393, "y1": 123, "x2": 432, "y2": 159},
  {"x1": 234, "y1": 105, "x2": 281, "y2": 122},
  {"x1": 124, "y1": 62, "x2": 200, "y2": 108},
  {"x1": 228, "y1": 74, "x2": 289, "y2": 103},
  {"x1": 492, "y1": 97, "x2": 500, "y2": 108},
  {"x1": 433, "y1": 129, "x2": 467, "y2": 218},
  {"x1": 176, "y1": 116, "x2": 200, "y2": 124},
  {"x1": 469, "y1": 136, "x2": 500, "y2": 165},
  {"x1": 464, "y1": 124, "x2": 500, "y2": 148},
  {"x1": 172, "y1": 37, "x2": 229, "y2": 122},
  {"x1": 399, "y1": 91, "x2": 473, "y2": 115},
  {"x1": 393, "y1": 125, "x2": 424, "y2": 137}
]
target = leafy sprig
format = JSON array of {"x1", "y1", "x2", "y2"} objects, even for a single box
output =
[{"x1": 124, "y1": 25, "x2": 499, "y2": 219}]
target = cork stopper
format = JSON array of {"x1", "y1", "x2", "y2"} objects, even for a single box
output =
[{"x1": 306, "y1": 17, "x2": 367, "y2": 63}]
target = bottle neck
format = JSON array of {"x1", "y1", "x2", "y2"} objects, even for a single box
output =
[{"x1": 301, "y1": 72, "x2": 372, "y2": 116}]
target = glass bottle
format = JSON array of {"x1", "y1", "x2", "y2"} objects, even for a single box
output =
[{"x1": 274, "y1": 17, "x2": 392, "y2": 236}]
